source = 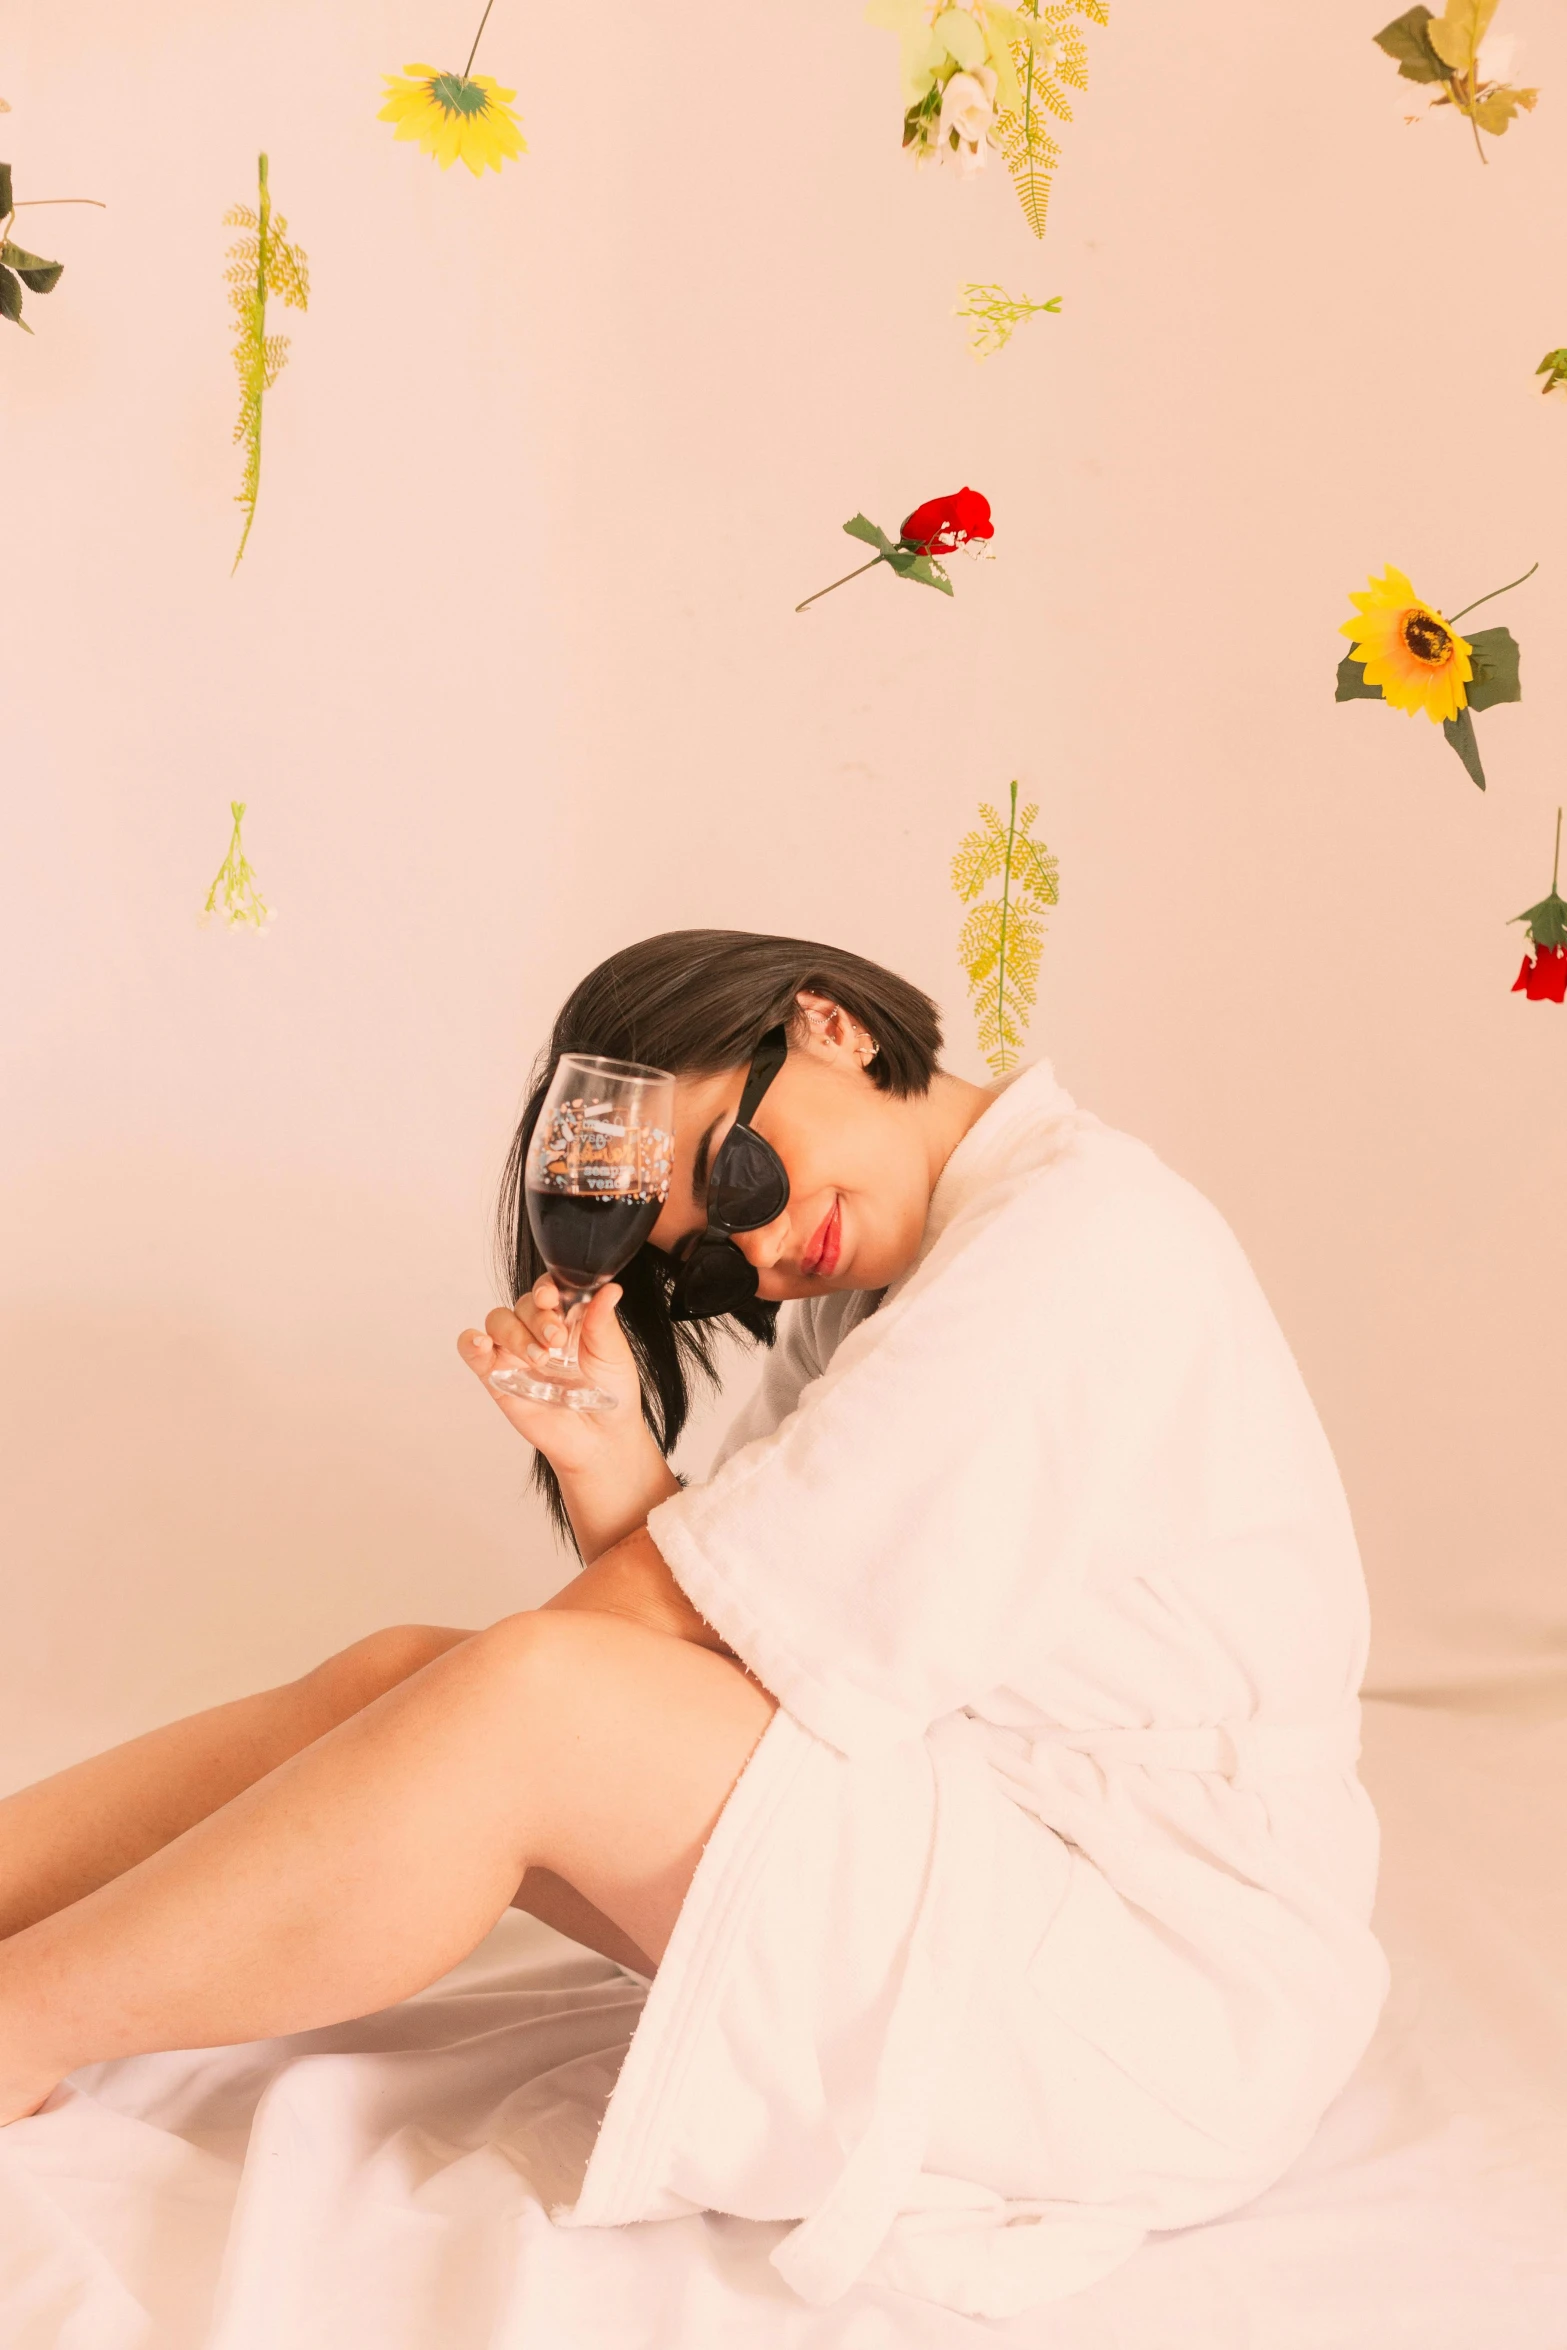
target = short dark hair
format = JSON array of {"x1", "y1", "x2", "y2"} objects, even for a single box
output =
[{"x1": 495, "y1": 929, "x2": 943, "y2": 1544}]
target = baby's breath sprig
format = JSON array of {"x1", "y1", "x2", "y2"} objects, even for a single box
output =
[
  {"x1": 200, "y1": 801, "x2": 275, "y2": 935},
  {"x1": 955, "y1": 281, "x2": 1061, "y2": 359}
]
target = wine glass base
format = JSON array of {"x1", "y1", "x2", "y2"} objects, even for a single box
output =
[{"x1": 489, "y1": 1365, "x2": 618, "y2": 1412}]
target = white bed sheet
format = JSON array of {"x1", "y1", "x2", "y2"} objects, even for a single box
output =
[{"x1": 3, "y1": 1694, "x2": 1565, "y2": 2350}]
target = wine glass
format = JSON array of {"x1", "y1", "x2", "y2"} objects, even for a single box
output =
[{"x1": 489, "y1": 1054, "x2": 675, "y2": 1413}]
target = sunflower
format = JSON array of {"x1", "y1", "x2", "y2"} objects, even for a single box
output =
[
  {"x1": 1339, "y1": 565, "x2": 1473, "y2": 725},
  {"x1": 379, "y1": 63, "x2": 526, "y2": 176}
]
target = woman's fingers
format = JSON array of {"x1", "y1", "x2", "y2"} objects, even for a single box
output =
[{"x1": 577, "y1": 1283, "x2": 627, "y2": 1367}]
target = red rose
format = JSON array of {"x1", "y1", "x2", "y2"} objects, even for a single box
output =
[
  {"x1": 1512, "y1": 944, "x2": 1567, "y2": 1003},
  {"x1": 899, "y1": 487, "x2": 994, "y2": 555}
]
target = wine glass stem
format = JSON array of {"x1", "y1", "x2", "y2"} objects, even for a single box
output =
[{"x1": 554, "y1": 1290, "x2": 594, "y2": 1375}]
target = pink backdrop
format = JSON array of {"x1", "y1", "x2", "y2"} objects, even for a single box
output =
[{"x1": 3, "y1": 0, "x2": 1565, "y2": 1786}]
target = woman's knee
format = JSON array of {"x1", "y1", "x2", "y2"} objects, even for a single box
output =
[{"x1": 300, "y1": 1622, "x2": 475, "y2": 1718}]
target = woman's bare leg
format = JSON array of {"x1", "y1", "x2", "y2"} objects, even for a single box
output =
[
  {"x1": 0, "y1": 1609, "x2": 776, "y2": 2122},
  {"x1": 0, "y1": 1625, "x2": 474, "y2": 1940}
]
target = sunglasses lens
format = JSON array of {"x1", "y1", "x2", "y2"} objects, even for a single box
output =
[
  {"x1": 710, "y1": 1125, "x2": 789, "y2": 1233},
  {"x1": 668, "y1": 1235, "x2": 758, "y2": 1323}
]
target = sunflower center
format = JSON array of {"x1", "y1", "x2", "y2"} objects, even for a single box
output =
[
  {"x1": 430, "y1": 72, "x2": 490, "y2": 116},
  {"x1": 1400, "y1": 609, "x2": 1453, "y2": 667}
]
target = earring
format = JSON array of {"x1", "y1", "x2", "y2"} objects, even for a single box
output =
[{"x1": 858, "y1": 1039, "x2": 880, "y2": 1067}]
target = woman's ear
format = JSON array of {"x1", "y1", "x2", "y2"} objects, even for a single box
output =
[{"x1": 793, "y1": 992, "x2": 880, "y2": 1071}]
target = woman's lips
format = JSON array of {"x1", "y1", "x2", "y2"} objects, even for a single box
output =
[{"x1": 802, "y1": 1198, "x2": 842, "y2": 1280}]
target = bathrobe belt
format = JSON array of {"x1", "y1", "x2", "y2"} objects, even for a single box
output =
[{"x1": 769, "y1": 1703, "x2": 1363, "y2": 2307}]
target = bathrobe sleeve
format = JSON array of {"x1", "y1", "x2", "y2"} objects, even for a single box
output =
[{"x1": 647, "y1": 1151, "x2": 1237, "y2": 1759}]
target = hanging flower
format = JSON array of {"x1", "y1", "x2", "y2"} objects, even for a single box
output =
[
  {"x1": 1514, "y1": 945, "x2": 1567, "y2": 1003},
  {"x1": 1372, "y1": 3, "x2": 1538, "y2": 164},
  {"x1": 899, "y1": 486, "x2": 994, "y2": 554},
  {"x1": 200, "y1": 801, "x2": 275, "y2": 934},
  {"x1": 379, "y1": 63, "x2": 525, "y2": 175},
  {"x1": 1339, "y1": 566, "x2": 1472, "y2": 724},
  {"x1": 1335, "y1": 560, "x2": 1535, "y2": 790},
  {"x1": 796, "y1": 488, "x2": 994, "y2": 611},
  {"x1": 1510, "y1": 807, "x2": 1566, "y2": 1004},
  {"x1": 867, "y1": 1, "x2": 1105, "y2": 237},
  {"x1": 937, "y1": 66, "x2": 999, "y2": 169}
]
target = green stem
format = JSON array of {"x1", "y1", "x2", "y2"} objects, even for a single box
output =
[
  {"x1": 1447, "y1": 561, "x2": 1539, "y2": 625},
  {"x1": 1553, "y1": 806, "x2": 1562, "y2": 897},
  {"x1": 794, "y1": 554, "x2": 885, "y2": 613},
  {"x1": 1463, "y1": 74, "x2": 1488, "y2": 164},
  {"x1": 463, "y1": 0, "x2": 499, "y2": 78},
  {"x1": 12, "y1": 197, "x2": 107, "y2": 209},
  {"x1": 996, "y1": 780, "x2": 1019, "y2": 1072},
  {"x1": 232, "y1": 157, "x2": 269, "y2": 576}
]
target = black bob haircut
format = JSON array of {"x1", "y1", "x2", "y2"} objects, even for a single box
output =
[{"x1": 495, "y1": 929, "x2": 943, "y2": 1543}]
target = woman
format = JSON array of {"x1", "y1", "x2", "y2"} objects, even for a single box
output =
[{"x1": 0, "y1": 929, "x2": 1388, "y2": 2319}]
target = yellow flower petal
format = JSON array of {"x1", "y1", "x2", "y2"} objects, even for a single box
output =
[{"x1": 1341, "y1": 565, "x2": 1472, "y2": 723}]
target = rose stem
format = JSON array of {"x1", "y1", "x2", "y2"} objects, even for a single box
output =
[{"x1": 794, "y1": 555, "x2": 885, "y2": 613}]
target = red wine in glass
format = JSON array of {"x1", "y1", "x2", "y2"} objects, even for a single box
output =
[{"x1": 489, "y1": 1054, "x2": 675, "y2": 1412}]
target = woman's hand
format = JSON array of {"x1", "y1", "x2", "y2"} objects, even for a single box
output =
[{"x1": 457, "y1": 1279, "x2": 647, "y2": 1482}]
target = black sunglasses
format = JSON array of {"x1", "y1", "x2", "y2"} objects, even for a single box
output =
[{"x1": 664, "y1": 1026, "x2": 791, "y2": 1323}]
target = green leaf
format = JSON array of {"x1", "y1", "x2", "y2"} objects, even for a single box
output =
[
  {"x1": 1, "y1": 242, "x2": 62, "y2": 293},
  {"x1": 1427, "y1": 0, "x2": 1498, "y2": 76},
  {"x1": 843, "y1": 513, "x2": 896, "y2": 557},
  {"x1": 1335, "y1": 651, "x2": 1385, "y2": 702},
  {"x1": 0, "y1": 162, "x2": 12, "y2": 217},
  {"x1": 1441, "y1": 705, "x2": 1486, "y2": 790},
  {"x1": 903, "y1": 553, "x2": 954, "y2": 594},
  {"x1": 0, "y1": 262, "x2": 29, "y2": 329},
  {"x1": 1372, "y1": 5, "x2": 1449, "y2": 82},
  {"x1": 1536, "y1": 348, "x2": 1567, "y2": 392},
  {"x1": 1462, "y1": 625, "x2": 1521, "y2": 711},
  {"x1": 1471, "y1": 83, "x2": 1537, "y2": 133},
  {"x1": 932, "y1": 4, "x2": 988, "y2": 69},
  {"x1": 1514, "y1": 889, "x2": 1567, "y2": 949}
]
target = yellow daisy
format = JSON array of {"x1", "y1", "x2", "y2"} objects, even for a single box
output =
[
  {"x1": 378, "y1": 63, "x2": 526, "y2": 177},
  {"x1": 1339, "y1": 565, "x2": 1472, "y2": 725}
]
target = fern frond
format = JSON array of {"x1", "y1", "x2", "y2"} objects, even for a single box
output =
[
  {"x1": 951, "y1": 780, "x2": 1059, "y2": 1076},
  {"x1": 958, "y1": 899, "x2": 1007, "y2": 988},
  {"x1": 950, "y1": 803, "x2": 1010, "y2": 899},
  {"x1": 226, "y1": 151, "x2": 307, "y2": 573},
  {"x1": 1011, "y1": 830, "x2": 1060, "y2": 907},
  {"x1": 266, "y1": 229, "x2": 309, "y2": 311},
  {"x1": 997, "y1": 1, "x2": 1106, "y2": 243}
]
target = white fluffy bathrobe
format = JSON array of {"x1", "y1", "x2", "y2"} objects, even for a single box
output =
[{"x1": 553, "y1": 1059, "x2": 1391, "y2": 2318}]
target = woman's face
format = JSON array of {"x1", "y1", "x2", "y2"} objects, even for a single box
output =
[{"x1": 647, "y1": 1005, "x2": 939, "y2": 1301}]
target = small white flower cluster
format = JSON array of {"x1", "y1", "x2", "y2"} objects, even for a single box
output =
[
  {"x1": 198, "y1": 801, "x2": 276, "y2": 937},
  {"x1": 197, "y1": 898, "x2": 277, "y2": 936}
]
